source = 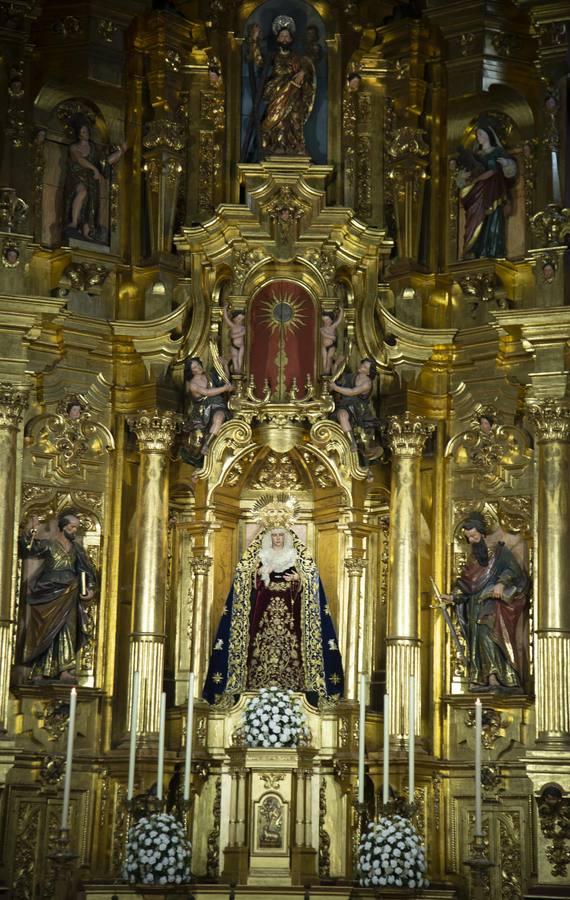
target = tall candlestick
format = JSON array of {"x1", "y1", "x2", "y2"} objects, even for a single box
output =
[
  {"x1": 157, "y1": 691, "x2": 166, "y2": 802},
  {"x1": 183, "y1": 672, "x2": 195, "y2": 803},
  {"x1": 475, "y1": 698, "x2": 482, "y2": 836},
  {"x1": 408, "y1": 674, "x2": 415, "y2": 803},
  {"x1": 358, "y1": 674, "x2": 366, "y2": 805},
  {"x1": 382, "y1": 692, "x2": 390, "y2": 805},
  {"x1": 127, "y1": 671, "x2": 140, "y2": 801},
  {"x1": 61, "y1": 687, "x2": 77, "y2": 830}
]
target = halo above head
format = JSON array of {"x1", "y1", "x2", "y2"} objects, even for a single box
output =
[
  {"x1": 272, "y1": 14, "x2": 295, "y2": 36},
  {"x1": 252, "y1": 493, "x2": 300, "y2": 530}
]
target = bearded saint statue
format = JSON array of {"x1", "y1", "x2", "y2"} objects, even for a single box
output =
[{"x1": 203, "y1": 501, "x2": 343, "y2": 706}]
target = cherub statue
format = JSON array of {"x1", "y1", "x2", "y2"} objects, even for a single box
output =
[
  {"x1": 320, "y1": 307, "x2": 343, "y2": 375},
  {"x1": 223, "y1": 304, "x2": 246, "y2": 375}
]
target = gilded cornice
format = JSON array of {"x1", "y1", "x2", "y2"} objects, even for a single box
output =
[
  {"x1": 111, "y1": 305, "x2": 186, "y2": 376},
  {"x1": 377, "y1": 306, "x2": 457, "y2": 382}
]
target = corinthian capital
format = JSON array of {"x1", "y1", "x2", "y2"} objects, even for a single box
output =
[
  {"x1": 528, "y1": 400, "x2": 570, "y2": 443},
  {"x1": 0, "y1": 383, "x2": 28, "y2": 429},
  {"x1": 127, "y1": 409, "x2": 181, "y2": 453},
  {"x1": 385, "y1": 412, "x2": 434, "y2": 457},
  {"x1": 190, "y1": 555, "x2": 212, "y2": 576},
  {"x1": 345, "y1": 557, "x2": 366, "y2": 577}
]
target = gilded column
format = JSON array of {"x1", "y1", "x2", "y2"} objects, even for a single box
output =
[
  {"x1": 528, "y1": 400, "x2": 570, "y2": 742},
  {"x1": 0, "y1": 384, "x2": 27, "y2": 732},
  {"x1": 190, "y1": 555, "x2": 213, "y2": 692},
  {"x1": 385, "y1": 413, "x2": 434, "y2": 736},
  {"x1": 127, "y1": 410, "x2": 180, "y2": 736},
  {"x1": 344, "y1": 557, "x2": 366, "y2": 701}
]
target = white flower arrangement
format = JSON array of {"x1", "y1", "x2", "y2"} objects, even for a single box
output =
[
  {"x1": 244, "y1": 688, "x2": 310, "y2": 748},
  {"x1": 358, "y1": 814, "x2": 429, "y2": 890},
  {"x1": 122, "y1": 812, "x2": 191, "y2": 886}
]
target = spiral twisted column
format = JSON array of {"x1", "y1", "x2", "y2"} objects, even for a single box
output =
[
  {"x1": 385, "y1": 413, "x2": 434, "y2": 737},
  {"x1": 126, "y1": 410, "x2": 180, "y2": 736},
  {"x1": 528, "y1": 400, "x2": 570, "y2": 743},
  {"x1": 0, "y1": 384, "x2": 27, "y2": 732}
]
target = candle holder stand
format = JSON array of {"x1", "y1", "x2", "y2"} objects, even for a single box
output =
[
  {"x1": 351, "y1": 799, "x2": 370, "y2": 882},
  {"x1": 464, "y1": 834, "x2": 494, "y2": 900},
  {"x1": 48, "y1": 827, "x2": 78, "y2": 900},
  {"x1": 377, "y1": 795, "x2": 418, "y2": 821}
]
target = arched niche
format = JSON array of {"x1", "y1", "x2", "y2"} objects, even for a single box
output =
[{"x1": 240, "y1": 0, "x2": 328, "y2": 164}]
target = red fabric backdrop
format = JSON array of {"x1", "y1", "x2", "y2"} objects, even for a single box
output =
[{"x1": 249, "y1": 280, "x2": 316, "y2": 396}]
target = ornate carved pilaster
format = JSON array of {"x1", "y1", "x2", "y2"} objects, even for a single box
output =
[
  {"x1": 0, "y1": 384, "x2": 27, "y2": 731},
  {"x1": 143, "y1": 119, "x2": 185, "y2": 257},
  {"x1": 127, "y1": 410, "x2": 181, "y2": 735},
  {"x1": 528, "y1": 400, "x2": 570, "y2": 742},
  {"x1": 387, "y1": 126, "x2": 430, "y2": 262},
  {"x1": 385, "y1": 413, "x2": 434, "y2": 736},
  {"x1": 344, "y1": 557, "x2": 367, "y2": 701}
]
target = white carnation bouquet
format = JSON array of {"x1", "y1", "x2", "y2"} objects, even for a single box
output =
[
  {"x1": 358, "y1": 814, "x2": 428, "y2": 890},
  {"x1": 244, "y1": 688, "x2": 310, "y2": 748},
  {"x1": 122, "y1": 812, "x2": 192, "y2": 886}
]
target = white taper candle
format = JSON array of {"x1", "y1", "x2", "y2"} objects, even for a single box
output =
[
  {"x1": 358, "y1": 674, "x2": 366, "y2": 805},
  {"x1": 382, "y1": 692, "x2": 390, "y2": 805},
  {"x1": 183, "y1": 672, "x2": 195, "y2": 802},
  {"x1": 127, "y1": 671, "x2": 140, "y2": 801},
  {"x1": 157, "y1": 691, "x2": 166, "y2": 802},
  {"x1": 475, "y1": 698, "x2": 482, "y2": 836},
  {"x1": 61, "y1": 687, "x2": 77, "y2": 830}
]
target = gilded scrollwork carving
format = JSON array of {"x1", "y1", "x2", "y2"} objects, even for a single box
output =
[
  {"x1": 252, "y1": 452, "x2": 304, "y2": 491},
  {"x1": 58, "y1": 262, "x2": 110, "y2": 295},
  {"x1": 265, "y1": 186, "x2": 308, "y2": 239},
  {"x1": 0, "y1": 383, "x2": 28, "y2": 429},
  {"x1": 260, "y1": 772, "x2": 285, "y2": 790},
  {"x1": 528, "y1": 399, "x2": 570, "y2": 442},
  {"x1": 26, "y1": 396, "x2": 114, "y2": 480},
  {"x1": 319, "y1": 777, "x2": 331, "y2": 878},
  {"x1": 465, "y1": 706, "x2": 508, "y2": 749},
  {"x1": 232, "y1": 247, "x2": 266, "y2": 291},
  {"x1": 206, "y1": 777, "x2": 222, "y2": 878},
  {"x1": 446, "y1": 406, "x2": 532, "y2": 490},
  {"x1": 127, "y1": 409, "x2": 181, "y2": 453},
  {"x1": 530, "y1": 204, "x2": 570, "y2": 246},
  {"x1": 303, "y1": 247, "x2": 337, "y2": 287},
  {"x1": 536, "y1": 785, "x2": 570, "y2": 878},
  {"x1": 384, "y1": 412, "x2": 434, "y2": 457},
  {"x1": 39, "y1": 754, "x2": 65, "y2": 785},
  {"x1": 34, "y1": 699, "x2": 72, "y2": 741},
  {"x1": 143, "y1": 119, "x2": 185, "y2": 152}
]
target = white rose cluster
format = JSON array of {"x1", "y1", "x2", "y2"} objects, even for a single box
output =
[
  {"x1": 244, "y1": 688, "x2": 309, "y2": 748},
  {"x1": 122, "y1": 812, "x2": 191, "y2": 886},
  {"x1": 358, "y1": 814, "x2": 429, "y2": 890}
]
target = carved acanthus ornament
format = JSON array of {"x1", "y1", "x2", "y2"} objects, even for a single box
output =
[
  {"x1": 34, "y1": 699, "x2": 73, "y2": 741},
  {"x1": 127, "y1": 409, "x2": 181, "y2": 453},
  {"x1": 26, "y1": 398, "x2": 114, "y2": 480},
  {"x1": 388, "y1": 126, "x2": 430, "y2": 160},
  {"x1": 59, "y1": 262, "x2": 110, "y2": 295},
  {"x1": 344, "y1": 557, "x2": 366, "y2": 578},
  {"x1": 303, "y1": 247, "x2": 337, "y2": 286},
  {"x1": 232, "y1": 247, "x2": 266, "y2": 291},
  {"x1": 531, "y1": 204, "x2": 570, "y2": 246},
  {"x1": 265, "y1": 187, "x2": 308, "y2": 238},
  {"x1": 319, "y1": 777, "x2": 331, "y2": 878},
  {"x1": 536, "y1": 786, "x2": 570, "y2": 878},
  {"x1": 528, "y1": 400, "x2": 570, "y2": 443},
  {"x1": 143, "y1": 119, "x2": 185, "y2": 152},
  {"x1": 0, "y1": 383, "x2": 27, "y2": 429},
  {"x1": 206, "y1": 777, "x2": 222, "y2": 878},
  {"x1": 446, "y1": 411, "x2": 532, "y2": 490},
  {"x1": 385, "y1": 413, "x2": 434, "y2": 457},
  {"x1": 252, "y1": 452, "x2": 304, "y2": 491},
  {"x1": 465, "y1": 707, "x2": 507, "y2": 750},
  {"x1": 0, "y1": 187, "x2": 28, "y2": 232},
  {"x1": 190, "y1": 556, "x2": 212, "y2": 577}
]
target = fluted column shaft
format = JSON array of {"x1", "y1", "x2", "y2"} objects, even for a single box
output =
[
  {"x1": 127, "y1": 410, "x2": 179, "y2": 736},
  {"x1": 386, "y1": 413, "x2": 434, "y2": 736},
  {"x1": 529, "y1": 400, "x2": 570, "y2": 742},
  {"x1": 0, "y1": 385, "x2": 27, "y2": 732}
]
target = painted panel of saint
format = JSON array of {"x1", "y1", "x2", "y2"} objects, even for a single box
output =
[{"x1": 241, "y1": 1, "x2": 327, "y2": 163}]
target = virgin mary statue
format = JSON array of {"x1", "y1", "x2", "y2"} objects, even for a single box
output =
[{"x1": 203, "y1": 499, "x2": 343, "y2": 706}]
